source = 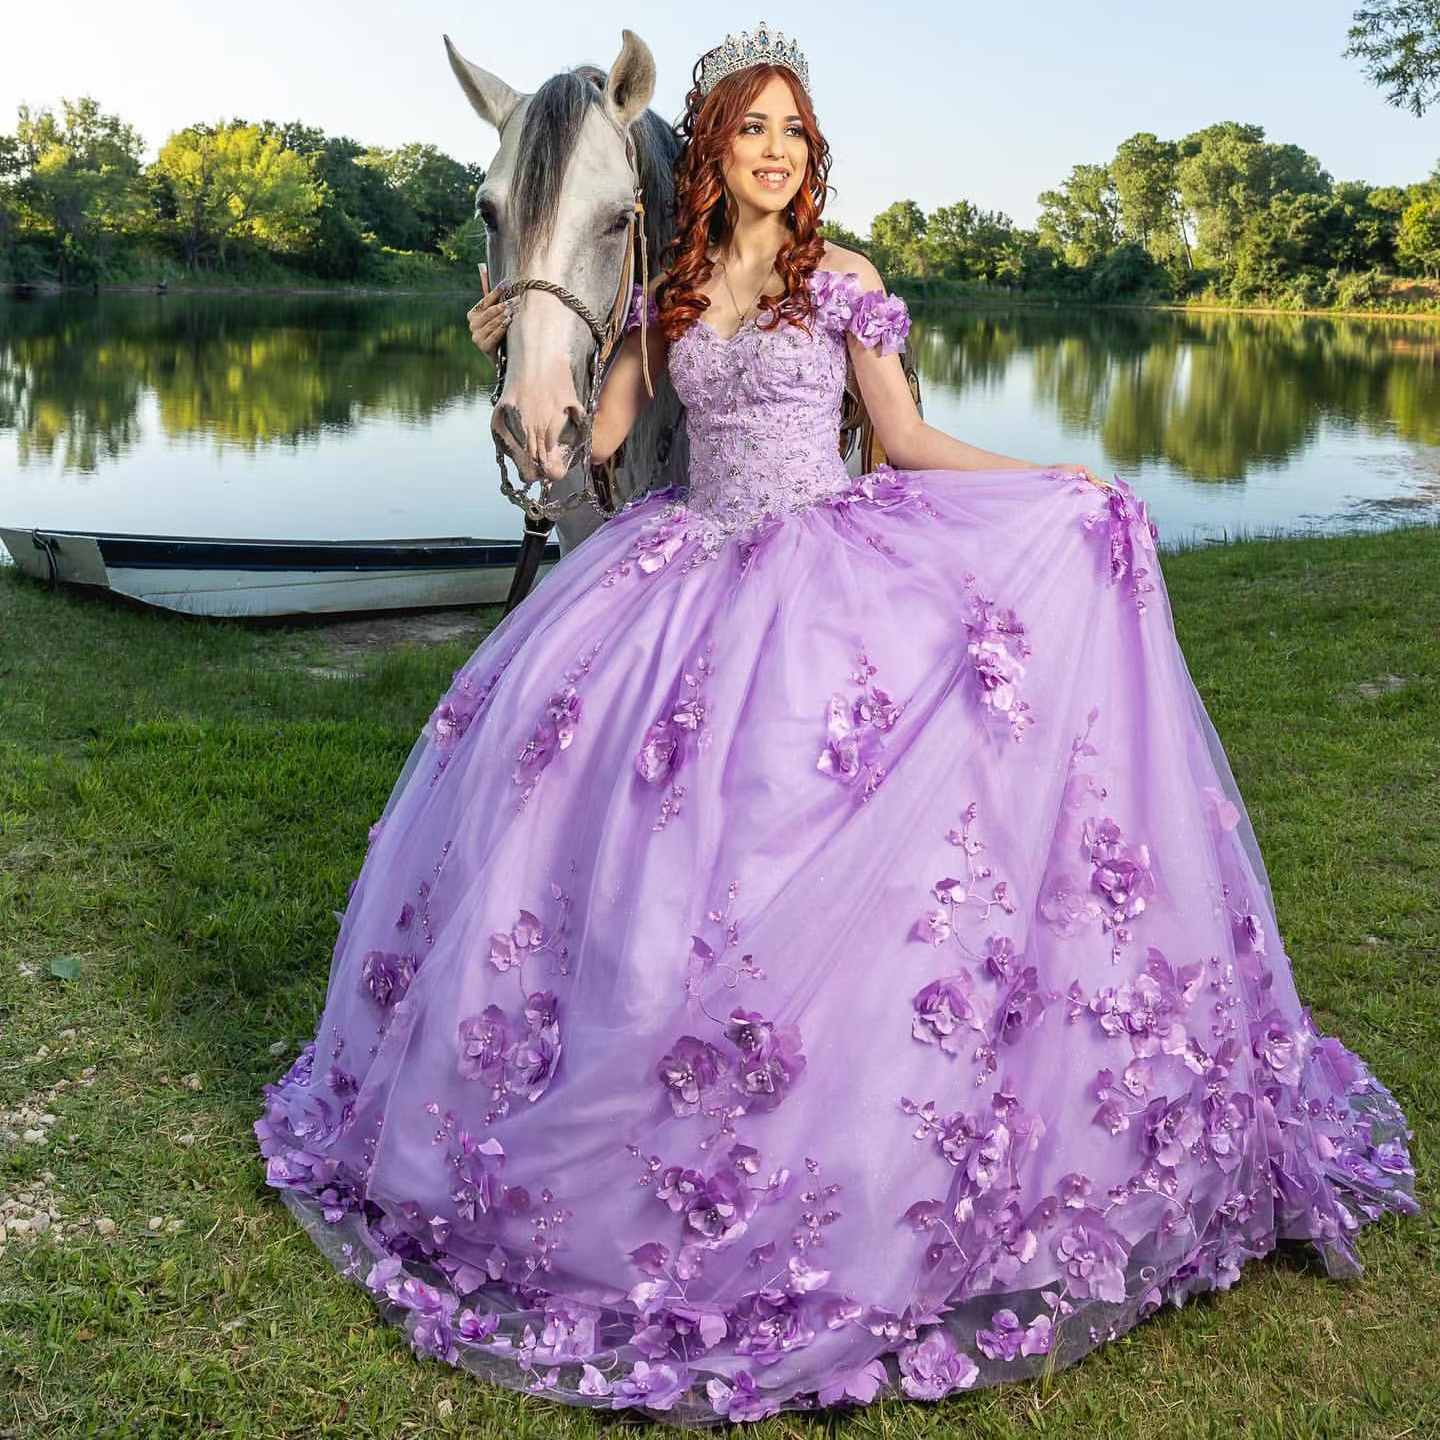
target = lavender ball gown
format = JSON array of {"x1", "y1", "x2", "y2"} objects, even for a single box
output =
[{"x1": 256, "y1": 270, "x2": 1416, "y2": 1423}]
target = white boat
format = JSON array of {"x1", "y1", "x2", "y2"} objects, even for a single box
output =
[{"x1": 0, "y1": 526, "x2": 556, "y2": 618}]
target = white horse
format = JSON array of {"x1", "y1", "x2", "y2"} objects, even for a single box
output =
[{"x1": 444, "y1": 31, "x2": 688, "y2": 557}]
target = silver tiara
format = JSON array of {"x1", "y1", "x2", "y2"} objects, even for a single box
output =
[{"x1": 698, "y1": 21, "x2": 810, "y2": 97}]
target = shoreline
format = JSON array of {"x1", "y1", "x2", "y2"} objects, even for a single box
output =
[{"x1": 8, "y1": 280, "x2": 1440, "y2": 320}]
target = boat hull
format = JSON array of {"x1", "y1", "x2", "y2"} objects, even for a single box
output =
[{"x1": 0, "y1": 528, "x2": 555, "y2": 617}]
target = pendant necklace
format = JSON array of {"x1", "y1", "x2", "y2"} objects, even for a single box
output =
[{"x1": 719, "y1": 258, "x2": 776, "y2": 334}]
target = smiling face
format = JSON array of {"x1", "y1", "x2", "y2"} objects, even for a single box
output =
[{"x1": 719, "y1": 73, "x2": 809, "y2": 221}]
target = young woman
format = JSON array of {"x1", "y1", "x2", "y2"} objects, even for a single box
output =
[{"x1": 258, "y1": 26, "x2": 1416, "y2": 1425}]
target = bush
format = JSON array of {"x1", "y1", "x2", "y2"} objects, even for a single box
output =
[{"x1": 1331, "y1": 268, "x2": 1391, "y2": 309}]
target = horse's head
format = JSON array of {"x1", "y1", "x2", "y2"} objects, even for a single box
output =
[{"x1": 445, "y1": 31, "x2": 657, "y2": 486}]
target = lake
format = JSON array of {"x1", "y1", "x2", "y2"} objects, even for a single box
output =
[{"x1": 2, "y1": 291, "x2": 1437, "y2": 559}]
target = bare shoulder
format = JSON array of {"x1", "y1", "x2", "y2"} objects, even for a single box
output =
[{"x1": 818, "y1": 242, "x2": 884, "y2": 292}]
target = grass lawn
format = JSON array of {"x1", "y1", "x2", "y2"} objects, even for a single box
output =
[{"x1": 0, "y1": 526, "x2": 1436, "y2": 1439}]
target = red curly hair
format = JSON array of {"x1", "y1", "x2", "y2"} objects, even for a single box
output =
[{"x1": 656, "y1": 60, "x2": 832, "y2": 343}]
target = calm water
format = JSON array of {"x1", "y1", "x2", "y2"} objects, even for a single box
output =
[{"x1": 2, "y1": 291, "x2": 1438, "y2": 557}]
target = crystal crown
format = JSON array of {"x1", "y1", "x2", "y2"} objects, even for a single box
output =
[{"x1": 698, "y1": 21, "x2": 810, "y2": 97}]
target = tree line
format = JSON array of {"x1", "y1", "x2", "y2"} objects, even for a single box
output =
[
  {"x1": 0, "y1": 98, "x2": 486, "y2": 286},
  {"x1": 827, "y1": 122, "x2": 1440, "y2": 310},
  {"x1": 2, "y1": 97, "x2": 1438, "y2": 311}
]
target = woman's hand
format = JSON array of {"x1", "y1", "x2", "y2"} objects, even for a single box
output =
[
  {"x1": 1051, "y1": 464, "x2": 1111, "y2": 491},
  {"x1": 466, "y1": 266, "x2": 511, "y2": 363}
]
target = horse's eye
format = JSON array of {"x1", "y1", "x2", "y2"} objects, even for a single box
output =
[
  {"x1": 477, "y1": 201, "x2": 499, "y2": 230},
  {"x1": 607, "y1": 212, "x2": 632, "y2": 235}
]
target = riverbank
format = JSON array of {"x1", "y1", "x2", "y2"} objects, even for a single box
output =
[
  {"x1": 0, "y1": 525, "x2": 1436, "y2": 1436},
  {"x1": 11, "y1": 277, "x2": 1440, "y2": 320}
]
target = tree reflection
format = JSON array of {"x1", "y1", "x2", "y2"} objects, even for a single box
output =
[
  {"x1": 914, "y1": 305, "x2": 1440, "y2": 481},
  {"x1": 0, "y1": 295, "x2": 1436, "y2": 492},
  {"x1": 0, "y1": 293, "x2": 490, "y2": 469}
]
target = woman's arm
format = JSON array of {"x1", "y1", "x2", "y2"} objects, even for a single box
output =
[
  {"x1": 590, "y1": 286, "x2": 669, "y2": 467},
  {"x1": 841, "y1": 255, "x2": 1099, "y2": 479}
]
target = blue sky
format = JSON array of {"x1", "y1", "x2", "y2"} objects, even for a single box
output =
[{"x1": 4, "y1": 0, "x2": 1434, "y2": 231}]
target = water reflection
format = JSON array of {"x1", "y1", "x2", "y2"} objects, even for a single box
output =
[
  {"x1": 1, "y1": 292, "x2": 1438, "y2": 543},
  {"x1": 909, "y1": 307, "x2": 1440, "y2": 482},
  {"x1": 0, "y1": 293, "x2": 491, "y2": 467}
]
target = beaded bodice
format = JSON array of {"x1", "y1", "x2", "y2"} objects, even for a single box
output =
[{"x1": 625, "y1": 271, "x2": 910, "y2": 534}]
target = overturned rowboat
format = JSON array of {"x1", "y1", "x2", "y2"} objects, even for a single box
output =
[{"x1": 0, "y1": 527, "x2": 559, "y2": 618}]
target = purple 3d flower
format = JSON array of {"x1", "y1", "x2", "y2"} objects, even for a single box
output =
[
  {"x1": 1252, "y1": 1009, "x2": 1304, "y2": 1087},
  {"x1": 898, "y1": 1327, "x2": 980, "y2": 1398},
  {"x1": 455, "y1": 1308, "x2": 499, "y2": 1344},
  {"x1": 635, "y1": 721, "x2": 681, "y2": 785},
  {"x1": 707, "y1": 1369, "x2": 782, "y2": 1421},
  {"x1": 656, "y1": 1035, "x2": 730, "y2": 1116},
  {"x1": 513, "y1": 685, "x2": 583, "y2": 783},
  {"x1": 429, "y1": 692, "x2": 483, "y2": 750},
  {"x1": 911, "y1": 975, "x2": 985, "y2": 1055},
  {"x1": 1053, "y1": 1207, "x2": 1131, "y2": 1303},
  {"x1": 449, "y1": 1132, "x2": 506, "y2": 1222},
  {"x1": 976, "y1": 1307, "x2": 1051, "y2": 1361},
  {"x1": 537, "y1": 1298, "x2": 599, "y2": 1362},
  {"x1": 1142, "y1": 1094, "x2": 1205, "y2": 1169},
  {"x1": 849, "y1": 288, "x2": 912, "y2": 354},
  {"x1": 457, "y1": 1006, "x2": 509, "y2": 1080},
  {"x1": 1040, "y1": 874, "x2": 1104, "y2": 937},
  {"x1": 506, "y1": 1000, "x2": 561, "y2": 1102},
  {"x1": 360, "y1": 950, "x2": 417, "y2": 1008},
  {"x1": 969, "y1": 638, "x2": 1025, "y2": 714},
  {"x1": 610, "y1": 1360, "x2": 692, "y2": 1410},
  {"x1": 1085, "y1": 817, "x2": 1155, "y2": 922},
  {"x1": 724, "y1": 1009, "x2": 775, "y2": 1055},
  {"x1": 655, "y1": 1166, "x2": 706, "y2": 1213},
  {"x1": 997, "y1": 967, "x2": 1048, "y2": 1044},
  {"x1": 681, "y1": 1168, "x2": 756, "y2": 1249},
  {"x1": 733, "y1": 1292, "x2": 816, "y2": 1366}
]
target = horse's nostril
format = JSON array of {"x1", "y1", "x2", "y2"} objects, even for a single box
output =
[
  {"x1": 494, "y1": 403, "x2": 527, "y2": 449},
  {"x1": 558, "y1": 406, "x2": 588, "y2": 451}
]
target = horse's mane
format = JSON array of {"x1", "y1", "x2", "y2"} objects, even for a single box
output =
[{"x1": 511, "y1": 67, "x2": 680, "y2": 265}]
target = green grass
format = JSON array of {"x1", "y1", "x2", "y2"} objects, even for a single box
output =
[{"x1": 0, "y1": 526, "x2": 1436, "y2": 1438}]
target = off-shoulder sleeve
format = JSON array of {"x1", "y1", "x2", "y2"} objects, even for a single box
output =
[
  {"x1": 847, "y1": 286, "x2": 911, "y2": 356},
  {"x1": 624, "y1": 282, "x2": 659, "y2": 333}
]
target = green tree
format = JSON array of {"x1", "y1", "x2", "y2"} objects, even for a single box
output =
[
  {"x1": 1347, "y1": 0, "x2": 1440, "y2": 115},
  {"x1": 1397, "y1": 190, "x2": 1440, "y2": 275},
  {"x1": 1110, "y1": 133, "x2": 1189, "y2": 268},
  {"x1": 10, "y1": 97, "x2": 144, "y2": 280},
  {"x1": 360, "y1": 142, "x2": 480, "y2": 252},
  {"x1": 152, "y1": 122, "x2": 321, "y2": 269},
  {"x1": 869, "y1": 200, "x2": 927, "y2": 276},
  {"x1": 1037, "y1": 163, "x2": 1119, "y2": 267},
  {"x1": 1176, "y1": 123, "x2": 1331, "y2": 269}
]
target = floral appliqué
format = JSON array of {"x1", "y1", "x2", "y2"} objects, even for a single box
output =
[
  {"x1": 635, "y1": 640, "x2": 715, "y2": 831},
  {"x1": 455, "y1": 882, "x2": 573, "y2": 1117},
  {"x1": 1080, "y1": 477, "x2": 1158, "y2": 613},
  {"x1": 817, "y1": 649, "x2": 904, "y2": 800},
  {"x1": 962, "y1": 576, "x2": 1032, "y2": 741},
  {"x1": 513, "y1": 642, "x2": 601, "y2": 807}
]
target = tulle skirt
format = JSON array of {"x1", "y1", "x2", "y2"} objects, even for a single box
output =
[{"x1": 256, "y1": 466, "x2": 1416, "y2": 1424}]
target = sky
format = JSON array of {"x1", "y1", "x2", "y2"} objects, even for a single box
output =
[{"x1": 2, "y1": 0, "x2": 1435, "y2": 232}]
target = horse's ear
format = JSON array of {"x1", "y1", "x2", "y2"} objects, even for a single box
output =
[
  {"x1": 604, "y1": 29, "x2": 656, "y2": 128},
  {"x1": 444, "y1": 35, "x2": 524, "y2": 132}
]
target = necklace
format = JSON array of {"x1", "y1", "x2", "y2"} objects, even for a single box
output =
[{"x1": 718, "y1": 258, "x2": 776, "y2": 333}]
